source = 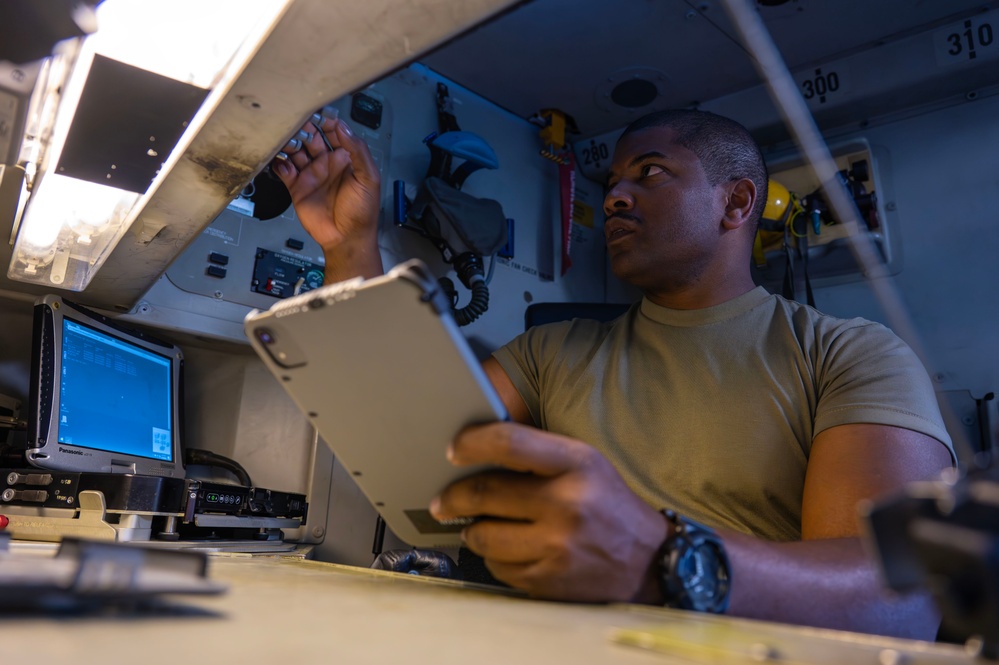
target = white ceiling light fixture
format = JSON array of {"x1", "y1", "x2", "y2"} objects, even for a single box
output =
[{"x1": 7, "y1": 0, "x2": 289, "y2": 290}]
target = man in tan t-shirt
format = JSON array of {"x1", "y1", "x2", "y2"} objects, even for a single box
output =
[{"x1": 272, "y1": 108, "x2": 954, "y2": 640}]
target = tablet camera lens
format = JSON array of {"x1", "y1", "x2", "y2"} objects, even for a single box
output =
[{"x1": 257, "y1": 329, "x2": 275, "y2": 345}]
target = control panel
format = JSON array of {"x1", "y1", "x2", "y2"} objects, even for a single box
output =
[
  {"x1": 161, "y1": 87, "x2": 393, "y2": 313},
  {"x1": 196, "y1": 485, "x2": 249, "y2": 514},
  {"x1": 251, "y1": 248, "x2": 325, "y2": 299},
  {"x1": 163, "y1": 203, "x2": 325, "y2": 309},
  {"x1": 2, "y1": 471, "x2": 75, "y2": 508}
]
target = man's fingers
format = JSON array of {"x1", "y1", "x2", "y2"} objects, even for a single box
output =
[
  {"x1": 332, "y1": 120, "x2": 380, "y2": 190},
  {"x1": 460, "y1": 519, "x2": 547, "y2": 565},
  {"x1": 302, "y1": 120, "x2": 333, "y2": 158},
  {"x1": 301, "y1": 118, "x2": 379, "y2": 193},
  {"x1": 272, "y1": 144, "x2": 353, "y2": 210},
  {"x1": 432, "y1": 470, "x2": 547, "y2": 522},
  {"x1": 450, "y1": 423, "x2": 592, "y2": 477},
  {"x1": 271, "y1": 159, "x2": 297, "y2": 189},
  {"x1": 279, "y1": 118, "x2": 332, "y2": 173},
  {"x1": 273, "y1": 115, "x2": 378, "y2": 190},
  {"x1": 483, "y1": 560, "x2": 554, "y2": 597},
  {"x1": 311, "y1": 108, "x2": 339, "y2": 137}
]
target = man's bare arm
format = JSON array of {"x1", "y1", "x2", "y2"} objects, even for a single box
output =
[
  {"x1": 481, "y1": 357, "x2": 533, "y2": 425},
  {"x1": 273, "y1": 116, "x2": 383, "y2": 282},
  {"x1": 432, "y1": 417, "x2": 951, "y2": 640},
  {"x1": 720, "y1": 424, "x2": 952, "y2": 638}
]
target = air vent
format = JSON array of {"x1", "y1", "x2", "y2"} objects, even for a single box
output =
[
  {"x1": 611, "y1": 78, "x2": 659, "y2": 108},
  {"x1": 595, "y1": 67, "x2": 668, "y2": 113}
]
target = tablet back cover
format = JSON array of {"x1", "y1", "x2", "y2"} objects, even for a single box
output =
[{"x1": 244, "y1": 260, "x2": 506, "y2": 547}]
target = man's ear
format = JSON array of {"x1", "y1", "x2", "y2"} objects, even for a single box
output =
[{"x1": 722, "y1": 178, "x2": 756, "y2": 230}]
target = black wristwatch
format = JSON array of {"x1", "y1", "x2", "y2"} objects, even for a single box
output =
[{"x1": 658, "y1": 509, "x2": 731, "y2": 613}]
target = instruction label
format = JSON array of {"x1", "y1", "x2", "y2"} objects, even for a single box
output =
[{"x1": 497, "y1": 257, "x2": 553, "y2": 282}]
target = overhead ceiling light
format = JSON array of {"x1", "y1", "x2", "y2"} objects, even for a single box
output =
[{"x1": 7, "y1": 0, "x2": 288, "y2": 290}]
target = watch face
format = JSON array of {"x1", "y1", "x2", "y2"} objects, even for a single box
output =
[
  {"x1": 675, "y1": 541, "x2": 727, "y2": 610},
  {"x1": 661, "y1": 514, "x2": 732, "y2": 613}
]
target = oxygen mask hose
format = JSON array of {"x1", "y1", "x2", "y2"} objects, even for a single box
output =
[{"x1": 451, "y1": 252, "x2": 489, "y2": 326}]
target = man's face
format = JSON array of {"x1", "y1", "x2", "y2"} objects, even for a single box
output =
[{"x1": 603, "y1": 126, "x2": 728, "y2": 292}]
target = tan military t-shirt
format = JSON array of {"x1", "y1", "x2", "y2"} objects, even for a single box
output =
[{"x1": 493, "y1": 287, "x2": 954, "y2": 541}]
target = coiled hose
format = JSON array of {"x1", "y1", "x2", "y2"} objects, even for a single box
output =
[{"x1": 448, "y1": 278, "x2": 489, "y2": 327}]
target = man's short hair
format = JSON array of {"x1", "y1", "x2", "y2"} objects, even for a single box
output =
[{"x1": 621, "y1": 110, "x2": 769, "y2": 226}]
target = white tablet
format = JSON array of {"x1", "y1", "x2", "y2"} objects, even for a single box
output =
[{"x1": 244, "y1": 259, "x2": 507, "y2": 547}]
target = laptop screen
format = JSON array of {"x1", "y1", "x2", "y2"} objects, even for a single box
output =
[
  {"x1": 58, "y1": 318, "x2": 174, "y2": 461},
  {"x1": 27, "y1": 295, "x2": 184, "y2": 477}
]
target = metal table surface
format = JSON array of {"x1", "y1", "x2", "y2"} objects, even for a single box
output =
[{"x1": 0, "y1": 552, "x2": 978, "y2": 665}]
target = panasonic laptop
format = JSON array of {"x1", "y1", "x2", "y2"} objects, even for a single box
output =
[
  {"x1": 26, "y1": 295, "x2": 184, "y2": 478},
  {"x1": 244, "y1": 259, "x2": 507, "y2": 547}
]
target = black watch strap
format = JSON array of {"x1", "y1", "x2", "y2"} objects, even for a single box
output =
[{"x1": 659, "y1": 509, "x2": 732, "y2": 614}]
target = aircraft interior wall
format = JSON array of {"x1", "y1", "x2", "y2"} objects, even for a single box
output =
[{"x1": 782, "y1": 93, "x2": 999, "y2": 464}]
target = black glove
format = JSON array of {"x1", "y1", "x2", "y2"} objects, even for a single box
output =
[{"x1": 371, "y1": 549, "x2": 461, "y2": 579}]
